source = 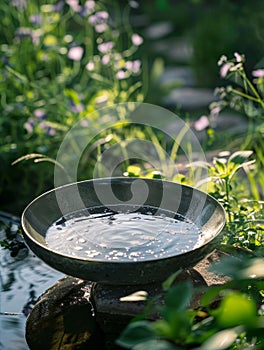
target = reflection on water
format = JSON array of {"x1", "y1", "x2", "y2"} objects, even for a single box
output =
[{"x1": 0, "y1": 215, "x2": 63, "y2": 350}]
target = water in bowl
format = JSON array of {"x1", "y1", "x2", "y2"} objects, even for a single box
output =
[{"x1": 46, "y1": 206, "x2": 203, "y2": 262}]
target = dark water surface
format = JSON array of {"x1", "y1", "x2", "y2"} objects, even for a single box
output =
[{"x1": 0, "y1": 216, "x2": 63, "y2": 350}]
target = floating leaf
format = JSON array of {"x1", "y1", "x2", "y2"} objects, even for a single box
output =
[{"x1": 120, "y1": 291, "x2": 148, "y2": 302}]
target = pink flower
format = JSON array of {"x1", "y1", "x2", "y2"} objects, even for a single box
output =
[
  {"x1": 116, "y1": 70, "x2": 128, "y2": 80},
  {"x1": 194, "y1": 115, "x2": 209, "y2": 131},
  {"x1": 252, "y1": 69, "x2": 264, "y2": 78},
  {"x1": 34, "y1": 109, "x2": 46, "y2": 119},
  {"x1": 98, "y1": 41, "x2": 114, "y2": 53},
  {"x1": 102, "y1": 54, "x2": 110, "y2": 65},
  {"x1": 125, "y1": 60, "x2": 141, "y2": 73},
  {"x1": 89, "y1": 11, "x2": 108, "y2": 25},
  {"x1": 24, "y1": 118, "x2": 35, "y2": 133},
  {"x1": 210, "y1": 105, "x2": 221, "y2": 117},
  {"x1": 66, "y1": 0, "x2": 81, "y2": 12},
  {"x1": 220, "y1": 62, "x2": 233, "y2": 78},
  {"x1": 131, "y1": 33, "x2": 143, "y2": 46},
  {"x1": 68, "y1": 46, "x2": 83, "y2": 61}
]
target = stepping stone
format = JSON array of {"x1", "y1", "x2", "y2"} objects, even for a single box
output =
[
  {"x1": 144, "y1": 21, "x2": 174, "y2": 39},
  {"x1": 152, "y1": 37, "x2": 193, "y2": 62},
  {"x1": 159, "y1": 66, "x2": 195, "y2": 87},
  {"x1": 163, "y1": 87, "x2": 215, "y2": 109}
]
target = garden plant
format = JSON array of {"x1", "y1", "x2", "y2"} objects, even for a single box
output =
[{"x1": 0, "y1": 1, "x2": 264, "y2": 349}]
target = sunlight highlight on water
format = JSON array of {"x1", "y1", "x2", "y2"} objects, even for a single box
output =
[{"x1": 46, "y1": 206, "x2": 203, "y2": 261}]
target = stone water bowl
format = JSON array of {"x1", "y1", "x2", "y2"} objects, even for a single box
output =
[{"x1": 22, "y1": 177, "x2": 226, "y2": 286}]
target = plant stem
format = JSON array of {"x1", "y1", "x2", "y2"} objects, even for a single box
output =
[
  {"x1": 225, "y1": 177, "x2": 232, "y2": 222},
  {"x1": 229, "y1": 88, "x2": 261, "y2": 104}
]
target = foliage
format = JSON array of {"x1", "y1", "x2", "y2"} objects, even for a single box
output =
[
  {"x1": 0, "y1": 215, "x2": 27, "y2": 257},
  {"x1": 0, "y1": 0, "x2": 144, "y2": 213},
  {"x1": 118, "y1": 53, "x2": 264, "y2": 349},
  {"x1": 1, "y1": 1, "x2": 264, "y2": 347},
  {"x1": 208, "y1": 53, "x2": 264, "y2": 166},
  {"x1": 117, "y1": 253, "x2": 264, "y2": 349}
]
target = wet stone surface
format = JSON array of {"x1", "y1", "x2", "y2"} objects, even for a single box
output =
[{"x1": 25, "y1": 250, "x2": 229, "y2": 350}]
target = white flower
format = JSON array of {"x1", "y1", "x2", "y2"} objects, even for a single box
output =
[
  {"x1": 84, "y1": 0, "x2": 95, "y2": 14},
  {"x1": 86, "y1": 61, "x2": 95, "y2": 71},
  {"x1": 234, "y1": 52, "x2": 244, "y2": 63},
  {"x1": 218, "y1": 55, "x2": 227, "y2": 66}
]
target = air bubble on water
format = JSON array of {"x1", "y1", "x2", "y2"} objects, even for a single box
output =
[
  {"x1": 74, "y1": 246, "x2": 83, "y2": 251},
  {"x1": 98, "y1": 243, "x2": 107, "y2": 248},
  {"x1": 116, "y1": 252, "x2": 126, "y2": 257},
  {"x1": 66, "y1": 236, "x2": 75, "y2": 241},
  {"x1": 109, "y1": 250, "x2": 118, "y2": 255},
  {"x1": 130, "y1": 252, "x2": 140, "y2": 257}
]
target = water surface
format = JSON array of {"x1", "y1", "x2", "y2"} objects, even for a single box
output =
[{"x1": 46, "y1": 206, "x2": 203, "y2": 261}]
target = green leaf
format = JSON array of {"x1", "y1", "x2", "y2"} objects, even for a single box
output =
[
  {"x1": 6, "y1": 66, "x2": 28, "y2": 83},
  {"x1": 164, "y1": 282, "x2": 193, "y2": 312},
  {"x1": 215, "y1": 292, "x2": 257, "y2": 328},
  {"x1": 162, "y1": 270, "x2": 182, "y2": 291},
  {"x1": 116, "y1": 321, "x2": 156, "y2": 349},
  {"x1": 200, "y1": 285, "x2": 226, "y2": 308},
  {"x1": 214, "y1": 158, "x2": 227, "y2": 174},
  {"x1": 227, "y1": 150, "x2": 254, "y2": 178},
  {"x1": 228, "y1": 151, "x2": 253, "y2": 165},
  {"x1": 133, "y1": 339, "x2": 179, "y2": 350},
  {"x1": 211, "y1": 255, "x2": 264, "y2": 280},
  {"x1": 153, "y1": 320, "x2": 174, "y2": 338}
]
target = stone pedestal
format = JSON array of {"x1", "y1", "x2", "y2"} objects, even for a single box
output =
[{"x1": 26, "y1": 250, "x2": 229, "y2": 350}]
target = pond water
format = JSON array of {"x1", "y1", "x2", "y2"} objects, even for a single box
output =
[
  {"x1": 46, "y1": 205, "x2": 202, "y2": 261},
  {"x1": 0, "y1": 214, "x2": 63, "y2": 350}
]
